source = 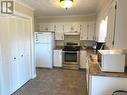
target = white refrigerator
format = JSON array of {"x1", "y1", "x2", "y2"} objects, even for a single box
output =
[{"x1": 35, "y1": 32, "x2": 55, "y2": 68}]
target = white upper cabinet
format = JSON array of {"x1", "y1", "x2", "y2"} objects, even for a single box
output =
[
  {"x1": 80, "y1": 22, "x2": 96, "y2": 40},
  {"x1": 53, "y1": 23, "x2": 64, "y2": 40},
  {"x1": 38, "y1": 22, "x2": 96, "y2": 41},
  {"x1": 105, "y1": 1, "x2": 116, "y2": 48},
  {"x1": 64, "y1": 22, "x2": 80, "y2": 33},
  {"x1": 87, "y1": 22, "x2": 96, "y2": 40},
  {"x1": 80, "y1": 23, "x2": 87, "y2": 40},
  {"x1": 39, "y1": 23, "x2": 54, "y2": 31}
]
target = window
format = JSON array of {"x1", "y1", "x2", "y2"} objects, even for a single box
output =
[{"x1": 98, "y1": 16, "x2": 108, "y2": 42}]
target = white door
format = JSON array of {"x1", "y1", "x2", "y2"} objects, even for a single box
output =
[
  {"x1": 0, "y1": 17, "x2": 11, "y2": 95},
  {"x1": 35, "y1": 43, "x2": 52, "y2": 68},
  {"x1": 9, "y1": 17, "x2": 21, "y2": 92},
  {"x1": 16, "y1": 17, "x2": 31, "y2": 87},
  {"x1": 23, "y1": 19, "x2": 31, "y2": 83}
]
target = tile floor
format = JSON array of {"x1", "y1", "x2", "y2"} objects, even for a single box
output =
[{"x1": 12, "y1": 68, "x2": 87, "y2": 95}]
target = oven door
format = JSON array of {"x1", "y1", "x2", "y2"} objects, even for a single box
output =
[{"x1": 63, "y1": 51, "x2": 79, "y2": 64}]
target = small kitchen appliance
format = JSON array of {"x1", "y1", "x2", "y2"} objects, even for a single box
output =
[{"x1": 98, "y1": 50, "x2": 126, "y2": 72}]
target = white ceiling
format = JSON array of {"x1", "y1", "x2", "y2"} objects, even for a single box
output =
[{"x1": 17, "y1": 0, "x2": 100, "y2": 17}]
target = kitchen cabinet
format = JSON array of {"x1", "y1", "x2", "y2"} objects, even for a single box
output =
[
  {"x1": 38, "y1": 22, "x2": 96, "y2": 41},
  {"x1": 54, "y1": 23, "x2": 64, "y2": 40},
  {"x1": 80, "y1": 23, "x2": 87, "y2": 40},
  {"x1": 53, "y1": 49, "x2": 62, "y2": 67},
  {"x1": 80, "y1": 22, "x2": 96, "y2": 40},
  {"x1": 64, "y1": 22, "x2": 80, "y2": 33},
  {"x1": 88, "y1": 76, "x2": 127, "y2": 95},
  {"x1": 105, "y1": 1, "x2": 116, "y2": 48},
  {"x1": 87, "y1": 22, "x2": 96, "y2": 40},
  {"x1": 80, "y1": 50, "x2": 88, "y2": 69},
  {"x1": 39, "y1": 23, "x2": 54, "y2": 31}
]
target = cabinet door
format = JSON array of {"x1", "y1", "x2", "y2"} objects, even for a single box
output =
[
  {"x1": 87, "y1": 22, "x2": 96, "y2": 40},
  {"x1": 64, "y1": 22, "x2": 80, "y2": 33},
  {"x1": 54, "y1": 23, "x2": 64, "y2": 40},
  {"x1": 80, "y1": 51, "x2": 87, "y2": 68},
  {"x1": 53, "y1": 50, "x2": 62, "y2": 67},
  {"x1": 39, "y1": 23, "x2": 53, "y2": 31},
  {"x1": 80, "y1": 23, "x2": 87, "y2": 40},
  {"x1": 105, "y1": 2, "x2": 116, "y2": 48},
  {"x1": 64, "y1": 23, "x2": 71, "y2": 33},
  {"x1": 71, "y1": 22, "x2": 80, "y2": 33}
]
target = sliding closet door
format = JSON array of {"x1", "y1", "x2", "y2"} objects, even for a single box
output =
[
  {"x1": 23, "y1": 19, "x2": 31, "y2": 83},
  {"x1": 0, "y1": 16, "x2": 32, "y2": 95},
  {"x1": 0, "y1": 17, "x2": 12, "y2": 95}
]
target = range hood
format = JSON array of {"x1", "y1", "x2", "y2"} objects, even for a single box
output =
[{"x1": 64, "y1": 32, "x2": 80, "y2": 36}]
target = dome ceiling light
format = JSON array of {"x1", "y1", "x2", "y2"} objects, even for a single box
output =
[{"x1": 60, "y1": 0, "x2": 73, "y2": 10}]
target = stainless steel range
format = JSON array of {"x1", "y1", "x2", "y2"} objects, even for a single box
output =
[{"x1": 62, "y1": 42, "x2": 80, "y2": 70}]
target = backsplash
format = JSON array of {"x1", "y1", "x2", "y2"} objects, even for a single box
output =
[
  {"x1": 64, "y1": 35, "x2": 80, "y2": 43},
  {"x1": 80, "y1": 40, "x2": 96, "y2": 47},
  {"x1": 55, "y1": 40, "x2": 96, "y2": 47}
]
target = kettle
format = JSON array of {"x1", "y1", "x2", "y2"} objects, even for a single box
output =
[{"x1": 92, "y1": 43, "x2": 97, "y2": 50}]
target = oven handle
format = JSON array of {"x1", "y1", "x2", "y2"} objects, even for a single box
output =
[{"x1": 62, "y1": 51, "x2": 80, "y2": 53}]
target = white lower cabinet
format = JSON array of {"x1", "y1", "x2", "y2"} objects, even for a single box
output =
[
  {"x1": 89, "y1": 76, "x2": 127, "y2": 95},
  {"x1": 80, "y1": 50, "x2": 87, "y2": 69},
  {"x1": 53, "y1": 50, "x2": 62, "y2": 67}
]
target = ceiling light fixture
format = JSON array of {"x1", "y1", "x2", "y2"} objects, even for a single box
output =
[{"x1": 60, "y1": 0, "x2": 73, "y2": 10}]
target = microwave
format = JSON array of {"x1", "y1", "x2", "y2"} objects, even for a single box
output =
[{"x1": 98, "y1": 50, "x2": 126, "y2": 72}]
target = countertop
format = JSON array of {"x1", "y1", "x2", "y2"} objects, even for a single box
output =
[
  {"x1": 54, "y1": 46, "x2": 91, "y2": 50},
  {"x1": 88, "y1": 51, "x2": 127, "y2": 78}
]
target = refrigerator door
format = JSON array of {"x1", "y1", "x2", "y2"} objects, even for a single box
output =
[
  {"x1": 35, "y1": 32, "x2": 52, "y2": 44},
  {"x1": 35, "y1": 43, "x2": 52, "y2": 68}
]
